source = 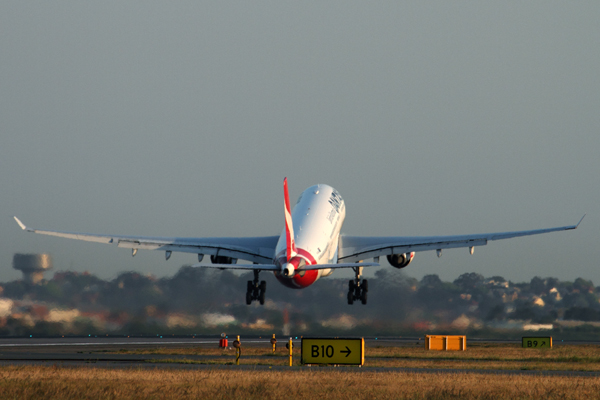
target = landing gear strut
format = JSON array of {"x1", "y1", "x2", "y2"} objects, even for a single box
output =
[
  {"x1": 246, "y1": 270, "x2": 266, "y2": 305},
  {"x1": 347, "y1": 266, "x2": 368, "y2": 305}
]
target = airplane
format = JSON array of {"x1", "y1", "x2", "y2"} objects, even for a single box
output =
[{"x1": 14, "y1": 178, "x2": 584, "y2": 306}]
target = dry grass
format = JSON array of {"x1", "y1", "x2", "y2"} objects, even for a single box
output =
[
  {"x1": 113, "y1": 342, "x2": 600, "y2": 361},
  {"x1": 149, "y1": 356, "x2": 600, "y2": 372},
  {"x1": 1, "y1": 365, "x2": 600, "y2": 399},
  {"x1": 366, "y1": 358, "x2": 600, "y2": 371}
]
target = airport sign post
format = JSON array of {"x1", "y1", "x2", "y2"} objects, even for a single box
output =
[
  {"x1": 233, "y1": 335, "x2": 241, "y2": 364},
  {"x1": 522, "y1": 337, "x2": 552, "y2": 348},
  {"x1": 271, "y1": 334, "x2": 277, "y2": 353},
  {"x1": 301, "y1": 338, "x2": 364, "y2": 366}
]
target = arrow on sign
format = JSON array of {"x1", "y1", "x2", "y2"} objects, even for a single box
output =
[{"x1": 340, "y1": 346, "x2": 351, "y2": 357}]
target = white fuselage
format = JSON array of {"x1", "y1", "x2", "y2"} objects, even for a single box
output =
[{"x1": 273, "y1": 184, "x2": 346, "y2": 289}]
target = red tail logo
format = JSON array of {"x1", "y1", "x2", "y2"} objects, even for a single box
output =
[{"x1": 283, "y1": 177, "x2": 297, "y2": 261}]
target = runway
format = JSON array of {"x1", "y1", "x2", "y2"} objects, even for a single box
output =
[
  {"x1": 0, "y1": 336, "x2": 271, "y2": 350},
  {"x1": 0, "y1": 335, "x2": 595, "y2": 350},
  {"x1": 0, "y1": 336, "x2": 598, "y2": 377}
]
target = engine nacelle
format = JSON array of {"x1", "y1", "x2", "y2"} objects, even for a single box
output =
[
  {"x1": 387, "y1": 252, "x2": 415, "y2": 269},
  {"x1": 210, "y1": 255, "x2": 237, "y2": 265},
  {"x1": 281, "y1": 263, "x2": 295, "y2": 277}
]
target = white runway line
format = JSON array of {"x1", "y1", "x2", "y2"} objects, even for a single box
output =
[{"x1": 0, "y1": 340, "x2": 273, "y2": 347}]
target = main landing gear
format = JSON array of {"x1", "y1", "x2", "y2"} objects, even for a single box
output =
[
  {"x1": 246, "y1": 270, "x2": 266, "y2": 305},
  {"x1": 347, "y1": 266, "x2": 368, "y2": 305}
]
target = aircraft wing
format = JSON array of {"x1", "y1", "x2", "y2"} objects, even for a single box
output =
[
  {"x1": 13, "y1": 217, "x2": 278, "y2": 264},
  {"x1": 338, "y1": 216, "x2": 585, "y2": 263}
]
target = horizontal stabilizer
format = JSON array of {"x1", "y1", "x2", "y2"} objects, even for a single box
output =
[
  {"x1": 191, "y1": 262, "x2": 379, "y2": 271},
  {"x1": 191, "y1": 264, "x2": 280, "y2": 271},
  {"x1": 303, "y1": 262, "x2": 379, "y2": 270}
]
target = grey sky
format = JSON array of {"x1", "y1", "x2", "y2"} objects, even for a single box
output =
[{"x1": 2, "y1": 2, "x2": 599, "y2": 284}]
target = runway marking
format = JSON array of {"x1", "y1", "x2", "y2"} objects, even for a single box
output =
[{"x1": 0, "y1": 340, "x2": 272, "y2": 347}]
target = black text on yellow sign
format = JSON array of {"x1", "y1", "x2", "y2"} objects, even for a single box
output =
[
  {"x1": 522, "y1": 337, "x2": 552, "y2": 348},
  {"x1": 301, "y1": 338, "x2": 364, "y2": 365}
]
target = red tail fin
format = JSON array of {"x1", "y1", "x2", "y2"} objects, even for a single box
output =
[{"x1": 283, "y1": 177, "x2": 297, "y2": 261}]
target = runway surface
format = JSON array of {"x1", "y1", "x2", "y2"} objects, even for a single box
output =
[
  {"x1": 0, "y1": 335, "x2": 595, "y2": 350},
  {"x1": 0, "y1": 336, "x2": 598, "y2": 376}
]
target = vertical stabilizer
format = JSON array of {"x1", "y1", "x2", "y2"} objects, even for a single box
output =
[{"x1": 283, "y1": 177, "x2": 297, "y2": 261}]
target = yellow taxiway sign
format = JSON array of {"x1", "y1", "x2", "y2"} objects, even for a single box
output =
[
  {"x1": 301, "y1": 338, "x2": 364, "y2": 365},
  {"x1": 522, "y1": 337, "x2": 552, "y2": 348}
]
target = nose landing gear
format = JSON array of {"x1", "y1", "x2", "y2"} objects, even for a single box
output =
[
  {"x1": 347, "y1": 266, "x2": 368, "y2": 305},
  {"x1": 246, "y1": 270, "x2": 266, "y2": 305}
]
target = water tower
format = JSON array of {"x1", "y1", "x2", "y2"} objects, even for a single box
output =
[{"x1": 13, "y1": 253, "x2": 53, "y2": 285}]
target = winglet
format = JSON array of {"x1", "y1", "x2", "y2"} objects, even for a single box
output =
[
  {"x1": 13, "y1": 216, "x2": 28, "y2": 231},
  {"x1": 283, "y1": 178, "x2": 297, "y2": 261},
  {"x1": 576, "y1": 214, "x2": 586, "y2": 228}
]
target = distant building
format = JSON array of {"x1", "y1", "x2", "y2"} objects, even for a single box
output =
[
  {"x1": 484, "y1": 278, "x2": 509, "y2": 288},
  {"x1": 13, "y1": 253, "x2": 52, "y2": 285}
]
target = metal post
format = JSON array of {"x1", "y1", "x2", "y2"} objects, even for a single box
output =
[
  {"x1": 271, "y1": 334, "x2": 277, "y2": 353},
  {"x1": 234, "y1": 335, "x2": 241, "y2": 365}
]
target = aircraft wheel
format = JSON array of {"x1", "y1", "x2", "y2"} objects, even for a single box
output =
[
  {"x1": 347, "y1": 291, "x2": 354, "y2": 305},
  {"x1": 259, "y1": 290, "x2": 265, "y2": 305},
  {"x1": 246, "y1": 291, "x2": 252, "y2": 305},
  {"x1": 349, "y1": 280, "x2": 355, "y2": 291},
  {"x1": 362, "y1": 279, "x2": 369, "y2": 292},
  {"x1": 361, "y1": 291, "x2": 367, "y2": 305},
  {"x1": 260, "y1": 280, "x2": 267, "y2": 292}
]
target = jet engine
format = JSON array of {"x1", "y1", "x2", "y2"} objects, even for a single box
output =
[
  {"x1": 210, "y1": 255, "x2": 237, "y2": 264},
  {"x1": 387, "y1": 252, "x2": 415, "y2": 269},
  {"x1": 281, "y1": 263, "x2": 295, "y2": 277}
]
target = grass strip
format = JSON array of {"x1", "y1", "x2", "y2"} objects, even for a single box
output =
[{"x1": 1, "y1": 365, "x2": 599, "y2": 399}]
